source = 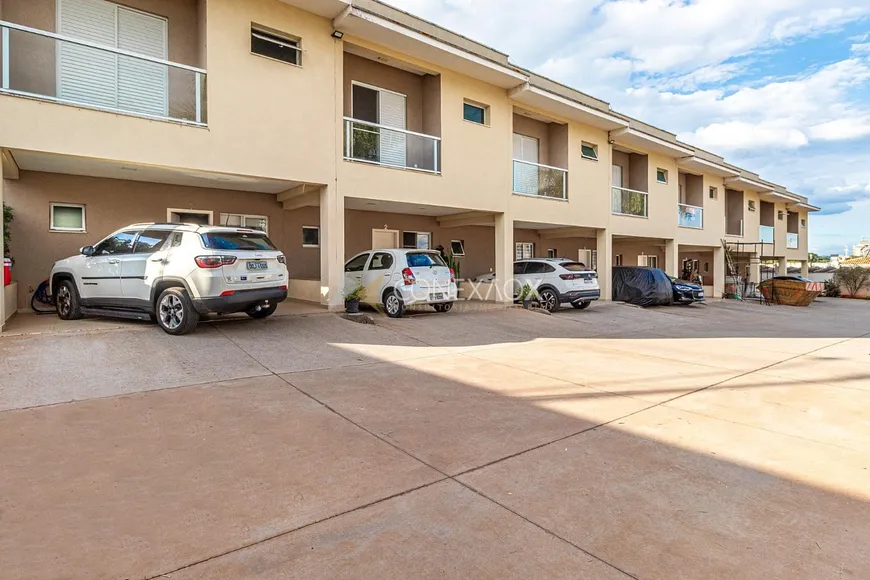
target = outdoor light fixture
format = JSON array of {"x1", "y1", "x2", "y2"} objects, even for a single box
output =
[{"x1": 331, "y1": 30, "x2": 344, "y2": 39}]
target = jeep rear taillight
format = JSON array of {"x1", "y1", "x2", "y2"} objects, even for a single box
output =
[
  {"x1": 449, "y1": 268, "x2": 455, "y2": 283},
  {"x1": 402, "y1": 267, "x2": 416, "y2": 285},
  {"x1": 195, "y1": 255, "x2": 237, "y2": 268}
]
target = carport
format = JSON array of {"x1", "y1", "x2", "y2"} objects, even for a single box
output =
[
  {"x1": 678, "y1": 244, "x2": 725, "y2": 298},
  {"x1": 612, "y1": 235, "x2": 678, "y2": 275}
]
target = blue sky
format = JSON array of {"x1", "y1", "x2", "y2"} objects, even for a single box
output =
[{"x1": 391, "y1": 0, "x2": 870, "y2": 256}]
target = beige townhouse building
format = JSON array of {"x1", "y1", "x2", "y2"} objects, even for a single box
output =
[{"x1": 0, "y1": 0, "x2": 819, "y2": 327}]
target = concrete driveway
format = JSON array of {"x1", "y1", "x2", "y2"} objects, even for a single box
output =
[{"x1": 1, "y1": 299, "x2": 869, "y2": 579}]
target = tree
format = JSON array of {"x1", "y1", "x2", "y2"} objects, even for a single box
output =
[
  {"x1": 833, "y1": 266, "x2": 870, "y2": 297},
  {"x1": 2, "y1": 202, "x2": 12, "y2": 261}
]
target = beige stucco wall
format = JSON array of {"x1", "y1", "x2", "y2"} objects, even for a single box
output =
[{"x1": 343, "y1": 52, "x2": 427, "y2": 134}]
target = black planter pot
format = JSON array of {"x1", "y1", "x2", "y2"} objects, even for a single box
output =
[
  {"x1": 522, "y1": 299, "x2": 532, "y2": 309},
  {"x1": 345, "y1": 299, "x2": 360, "y2": 314}
]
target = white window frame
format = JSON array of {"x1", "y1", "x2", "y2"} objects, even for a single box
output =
[
  {"x1": 580, "y1": 142, "x2": 599, "y2": 161},
  {"x1": 515, "y1": 242, "x2": 534, "y2": 260},
  {"x1": 302, "y1": 225, "x2": 320, "y2": 248},
  {"x1": 709, "y1": 186, "x2": 718, "y2": 200},
  {"x1": 639, "y1": 254, "x2": 658, "y2": 268},
  {"x1": 614, "y1": 254, "x2": 623, "y2": 267},
  {"x1": 49, "y1": 202, "x2": 86, "y2": 232},
  {"x1": 167, "y1": 208, "x2": 214, "y2": 225},
  {"x1": 462, "y1": 99, "x2": 489, "y2": 126},
  {"x1": 656, "y1": 168, "x2": 668, "y2": 184},
  {"x1": 219, "y1": 213, "x2": 269, "y2": 234},
  {"x1": 450, "y1": 239, "x2": 466, "y2": 257},
  {"x1": 251, "y1": 25, "x2": 302, "y2": 67},
  {"x1": 402, "y1": 231, "x2": 431, "y2": 250}
]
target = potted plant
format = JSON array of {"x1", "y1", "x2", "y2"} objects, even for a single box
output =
[
  {"x1": 518, "y1": 284, "x2": 537, "y2": 309},
  {"x1": 343, "y1": 283, "x2": 367, "y2": 314}
]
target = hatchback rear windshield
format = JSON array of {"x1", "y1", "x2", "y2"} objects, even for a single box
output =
[
  {"x1": 201, "y1": 232, "x2": 278, "y2": 251},
  {"x1": 406, "y1": 252, "x2": 447, "y2": 268},
  {"x1": 561, "y1": 262, "x2": 591, "y2": 272}
]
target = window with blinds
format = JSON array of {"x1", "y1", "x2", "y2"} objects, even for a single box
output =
[{"x1": 57, "y1": 0, "x2": 168, "y2": 117}]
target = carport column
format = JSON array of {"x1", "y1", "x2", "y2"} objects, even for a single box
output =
[
  {"x1": 320, "y1": 184, "x2": 345, "y2": 311},
  {"x1": 801, "y1": 260, "x2": 809, "y2": 278},
  {"x1": 713, "y1": 246, "x2": 726, "y2": 298},
  {"x1": 778, "y1": 256, "x2": 788, "y2": 277},
  {"x1": 665, "y1": 239, "x2": 679, "y2": 277},
  {"x1": 493, "y1": 212, "x2": 513, "y2": 304},
  {"x1": 596, "y1": 229, "x2": 612, "y2": 301}
]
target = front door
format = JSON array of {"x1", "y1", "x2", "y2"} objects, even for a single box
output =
[
  {"x1": 81, "y1": 230, "x2": 138, "y2": 300},
  {"x1": 121, "y1": 228, "x2": 174, "y2": 305},
  {"x1": 372, "y1": 229, "x2": 400, "y2": 249}
]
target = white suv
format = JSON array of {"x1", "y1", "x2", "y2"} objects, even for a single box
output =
[
  {"x1": 344, "y1": 248, "x2": 457, "y2": 318},
  {"x1": 514, "y1": 258, "x2": 600, "y2": 312},
  {"x1": 49, "y1": 223, "x2": 288, "y2": 335}
]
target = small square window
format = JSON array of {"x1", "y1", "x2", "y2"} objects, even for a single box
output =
[
  {"x1": 252, "y1": 26, "x2": 301, "y2": 66},
  {"x1": 581, "y1": 142, "x2": 598, "y2": 161},
  {"x1": 302, "y1": 226, "x2": 320, "y2": 247},
  {"x1": 748, "y1": 200, "x2": 756, "y2": 212},
  {"x1": 463, "y1": 101, "x2": 488, "y2": 125},
  {"x1": 515, "y1": 242, "x2": 534, "y2": 260},
  {"x1": 709, "y1": 187, "x2": 718, "y2": 200},
  {"x1": 614, "y1": 254, "x2": 623, "y2": 267},
  {"x1": 547, "y1": 248, "x2": 557, "y2": 259},
  {"x1": 450, "y1": 240, "x2": 466, "y2": 256},
  {"x1": 778, "y1": 210, "x2": 785, "y2": 220},
  {"x1": 656, "y1": 169, "x2": 668, "y2": 184},
  {"x1": 221, "y1": 213, "x2": 268, "y2": 233},
  {"x1": 50, "y1": 203, "x2": 86, "y2": 232}
]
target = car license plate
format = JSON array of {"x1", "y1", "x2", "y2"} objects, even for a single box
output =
[
  {"x1": 430, "y1": 292, "x2": 444, "y2": 300},
  {"x1": 247, "y1": 261, "x2": 267, "y2": 271},
  {"x1": 584, "y1": 279, "x2": 593, "y2": 284}
]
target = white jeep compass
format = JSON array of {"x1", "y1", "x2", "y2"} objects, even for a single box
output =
[{"x1": 49, "y1": 223, "x2": 288, "y2": 335}]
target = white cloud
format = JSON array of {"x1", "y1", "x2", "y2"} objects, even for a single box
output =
[
  {"x1": 810, "y1": 118, "x2": 870, "y2": 141},
  {"x1": 679, "y1": 122, "x2": 808, "y2": 151}
]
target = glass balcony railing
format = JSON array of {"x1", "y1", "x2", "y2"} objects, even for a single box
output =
[
  {"x1": 612, "y1": 187, "x2": 648, "y2": 217},
  {"x1": 759, "y1": 225, "x2": 775, "y2": 244},
  {"x1": 512, "y1": 160, "x2": 567, "y2": 200},
  {"x1": 677, "y1": 204, "x2": 703, "y2": 229},
  {"x1": 343, "y1": 117, "x2": 441, "y2": 174},
  {"x1": 787, "y1": 232, "x2": 799, "y2": 249},
  {"x1": 0, "y1": 20, "x2": 207, "y2": 125}
]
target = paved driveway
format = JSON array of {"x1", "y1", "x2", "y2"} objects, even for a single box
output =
[{"x1": 2, "y1": 299, "x2": 869, "y2": 579}]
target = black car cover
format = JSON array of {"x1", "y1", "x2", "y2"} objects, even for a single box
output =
[{"x1": 612, "y1": 267, "x2": 674, "y2": 307}]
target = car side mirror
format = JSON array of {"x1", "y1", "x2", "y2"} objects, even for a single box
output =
[{"x1": 80, "y1": 246, "x2": 95, "y2": 257}]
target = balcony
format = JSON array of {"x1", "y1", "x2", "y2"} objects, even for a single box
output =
[
  {"x1": 678, "y1": 204, "x2": 703, "y2": 229},
  {"x1": 612, "y1": 187, "x2": 648, "y2": 218},
  {"x1": 787, "y1": 232, "x2": 799, "y2": 249},
  {"x1": 343, "y1": 118, "x2": 440, "y2": 174},
  {"x1": 0, "y1": 20, "x2": 206, "y2": 125},
  {"x1": 513, "y1": 160, "x2": 567, "y2": 200},
  {"x1": 760, "y1": 225, "x2": 775, "y2": 244}
]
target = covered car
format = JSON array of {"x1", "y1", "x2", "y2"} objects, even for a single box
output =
[{"x1": 612, "y1": 267, "x2": 674, "y2": 307}]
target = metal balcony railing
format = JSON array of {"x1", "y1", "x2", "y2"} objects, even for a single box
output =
[
  {"x1": 677, "y1": 204, "x2": 703, "y2": 229},
  {"x1": 612, "y1": 186, "x2": 648, "y2": 217},
  {"x1": 512, "y1": 159, "x2": 567, "y2": 200},
  {"x1": 343, "y1": 117, "x2": 441, "y2": 174},
  {"x1": 726, "y1": 218, "x2": 744, "y2": 237},
  {"x1": 759, "y1": 225, "x2": 775, "y2": 244},
  {"x1": 0, "y1": 20, "x2": 206, "y2": 125},
  {"x1": 787, "y1": 232, "x2": 799, "y2": 249}
]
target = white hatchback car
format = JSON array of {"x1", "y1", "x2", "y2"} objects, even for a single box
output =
[
  {"x1": 49, "y1": 223, "x2": 288, "y2": 335},
  {"x1": 514, "y1": 258, "x2": 600, "y2": 312},
  {"x1": 344, "y1": 248, "x2": 457, "y2": 317}
]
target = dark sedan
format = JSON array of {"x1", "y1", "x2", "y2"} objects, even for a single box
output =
[{"x1": 669, "y1": 276, "x2": 705, "y2": 305}]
